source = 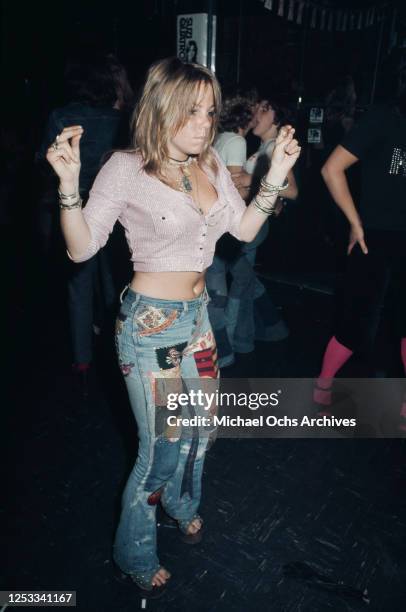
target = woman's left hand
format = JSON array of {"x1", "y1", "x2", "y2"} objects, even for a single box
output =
[{"x1": 269, "y1": 126, "x2": 301, "y2": 180}]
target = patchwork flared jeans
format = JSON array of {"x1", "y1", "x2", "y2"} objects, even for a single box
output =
[{"x1": 113, "y1": 287, "x2": 218, "y2": 577}]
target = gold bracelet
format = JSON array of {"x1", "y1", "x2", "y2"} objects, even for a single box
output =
[
  {"x1": 58, "y1": 188, "x2": 79, "y2": 199},
  {"x1": 59, "y1": 197, "x2": 83, "y2": 210},
  {"x1": 260, "y1": 176, "x2": 289, "y2": 192},
  {"x1": 253, "y1": 197, "x2": 276, "y2": 216},
  {"x1": 255, "y1": 192, "x2": 277, "y2": 210}
]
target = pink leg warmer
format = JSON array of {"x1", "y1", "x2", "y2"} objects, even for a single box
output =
[{"x1": 314, "y1": 336, "x2": 353, "y2": 406}]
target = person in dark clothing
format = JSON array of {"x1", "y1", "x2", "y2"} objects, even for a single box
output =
[
  {"x1": 314, "y1": 88, "x2": 406, "y2": 430},
  {"x1": 37, "y1": 54, "x2": 133, "y2": 393}
]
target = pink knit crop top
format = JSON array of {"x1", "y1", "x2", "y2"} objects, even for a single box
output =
[{"x1": 68, "y1": 148, "x2": 247, "y2": 272}]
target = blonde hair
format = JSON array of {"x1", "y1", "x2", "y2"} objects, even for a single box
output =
[{"x1": 131, "y1": 57, "x2": 221, "y2": 179}]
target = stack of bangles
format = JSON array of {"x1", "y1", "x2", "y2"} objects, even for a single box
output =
[
  {"x1": 58, "y1": 189, "x2": 82, "y2": 210},
  {"x1": 253, "y1": 176, "x2": 289, "y2": 216}
]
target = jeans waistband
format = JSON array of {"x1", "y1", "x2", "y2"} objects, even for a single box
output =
[{"x1": 119, "y1": 285, "x2": 209, "y2": 311}]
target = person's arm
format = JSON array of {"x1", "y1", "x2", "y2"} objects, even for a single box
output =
[
  {"x1": 267, "y1": 138, "x2": 298, "y2": 200},
  {"x1": 45, "y1": 125, "x2": 93, "y2": 259},
  {"x1": 46, "y1": 126, "x2": 127, "y2": 261},
  {"x1": 226, "y1": 165, "x2": 243, "y2": 174},
  {"x1": 224, "y1": 127, "x2": 301, "y2": 242},
  {"x1": 231, "y1": 169, "x2": 252, "y2": 190},
  {"x1": 226, "y1": 165, "x2": 249, "y2": 199},
  {"x1": 232, "y1": 145, "x2": 298, "y2": 201},
  {"x1": 283, "y1": 169, "x2": 298, "y2": 200},
  {"x1": 321, "y1": 144, "x2": 367, "y2": 254},
  {"x1": 323, "y1": 106, "x2": 387, "y2": 254},
  {"x1": 232, "y1": 158, "x2": 298, "y2": 204}
]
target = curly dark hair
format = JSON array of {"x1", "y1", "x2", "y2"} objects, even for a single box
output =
[
  {"x1": 64, "y1": 53, "x2": 117, "y2": 107},
  {"x1": 218, "y1": 95, "x2": 253, "y2": 133},
  {"x1": 255, "y1": 88, "x2": 294, "y2": 127}
]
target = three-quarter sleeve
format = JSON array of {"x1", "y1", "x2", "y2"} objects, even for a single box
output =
[
  {"x1": 213, "y1": 149, "x2": 247, "y2": 240},
  {"x1": 68, "y1": 152, "x2": 127, "y2": 262}
]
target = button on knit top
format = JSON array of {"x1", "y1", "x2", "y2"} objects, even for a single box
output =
[{"x1": 70, "y1": 148, "x2": 247, "y2": 272}]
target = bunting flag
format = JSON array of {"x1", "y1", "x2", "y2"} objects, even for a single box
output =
[
  {"x1": 357, "y1": 10, "x2": 363, "y2": 30},
  {"x1": 366, "y1": 8, "x2": 371, "y2": 27},
  {"x1": 296, "y1": 1, "x2": 304, "y2": 25},
  {"x1": 287, "y1": 0, "x2": 294, "y2": 21},
  {"x1": 349, "y1": 12, "x2": 355, "y2": 31},
  {"x1": 327, "y1": 11, "x2": 333, "y2": 32},
  {"x1": 310, "y1": 5, "x2": 317, "y2": 29},
  {"x1": 320, "y1": 8, "x2": 327, "y2": 31},
  {"x1": 260, "y1": 1, "x2": 386, "y2": 32},
  {"x1": 335, "y1": 9, "x2": 342, "y2": 31}
]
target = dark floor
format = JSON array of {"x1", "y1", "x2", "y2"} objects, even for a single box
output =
[{"x1": 4, "y1": 251, "x2": 406, "y2": 611}]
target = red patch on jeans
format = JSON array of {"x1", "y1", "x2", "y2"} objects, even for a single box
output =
[
  {"x1": 147, "y1": 488, "x2": 163, "y2": 506},
  {"x1": 193, "y1": 347, "x2": 218, "y2": 378}
]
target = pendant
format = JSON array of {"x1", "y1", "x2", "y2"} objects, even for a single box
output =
[{"x1": 181, "y1": 173, "x2": 193, "y2": 192}]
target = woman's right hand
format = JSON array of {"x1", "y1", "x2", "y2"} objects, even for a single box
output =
[{"x1": 46, "y1": 126, "x2": 83, "y2": 191}]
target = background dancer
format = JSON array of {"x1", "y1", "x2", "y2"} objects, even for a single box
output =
[{"x1": 314, "y1": 73, "x2": 406, "y2": 430}]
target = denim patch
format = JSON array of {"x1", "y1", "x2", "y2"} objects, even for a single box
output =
[
  {"x1": 183, "y1": 329, "x2": 215, "y2": 357},
  {"x1": 135, "y1": 305, "x2": 178, "y2": 336},
  {"x1": 155, "y1": 342, "x2": 187, "y2": 370},
  {"x1": 115, "y1": 311, "x2": 127, "y2": 337},
  {"x1": 193, "y1": 346, "x2": 219, "y2": 378},
  {"x1": 120, "y1": 361, "x2": 135, "y2": 377},
  {"x1": 147, "y1": 368, "x2": 183, "y2": 407},
  {"x1": 144, "y1": 437, "x2": 181, "y2": 491}
]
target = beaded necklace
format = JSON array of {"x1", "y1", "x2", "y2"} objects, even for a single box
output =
[
  {"x1": 166, "y1": 156, "x2": 204, "y2": 215},
  {"x1": 167, "y1": 156, "x2": 194, "y2": 193}
]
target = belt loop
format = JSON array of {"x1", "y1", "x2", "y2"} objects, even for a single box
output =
[
  {"x1": 184, "y1": 301, "x2": 189, "y2": 312},
  {"x1": 119, "y1": 284, "x2": 130, "y2": 304}
]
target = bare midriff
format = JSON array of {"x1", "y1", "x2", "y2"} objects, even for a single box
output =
[{"x1": 130, "y1": 271, "x2": 206, "y2": 300}]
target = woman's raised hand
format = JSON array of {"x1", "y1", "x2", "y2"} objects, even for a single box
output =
[
  {"x1": 269, "y1": 125, "x2": 301, "y2": 181},
  {"x1": 46, "y1": 126, "x2": 83, "y2": 190}
]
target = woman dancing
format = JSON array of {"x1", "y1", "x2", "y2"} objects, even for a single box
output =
[{"x1": 46, "y1": 57, "x2": 300, "y2": 596}]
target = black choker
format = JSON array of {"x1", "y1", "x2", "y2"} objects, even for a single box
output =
[{"x1": 169, "y1": 155, "x2": 189, "y2": 162}]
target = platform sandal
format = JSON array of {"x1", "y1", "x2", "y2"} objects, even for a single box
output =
[
  {"x1": 113, "y1": 563, "x2": 169, "y2": 599},
  {"x1": 312, "y1": 382, "x2": 333, "y2": 417},
  {"x1": 177, "y1": 514, "x2": 204, "y2": 545}
]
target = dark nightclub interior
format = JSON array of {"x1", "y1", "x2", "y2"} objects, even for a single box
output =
[{"x1": 3, "y1": 1, "x2": 406, "y2": 610}]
